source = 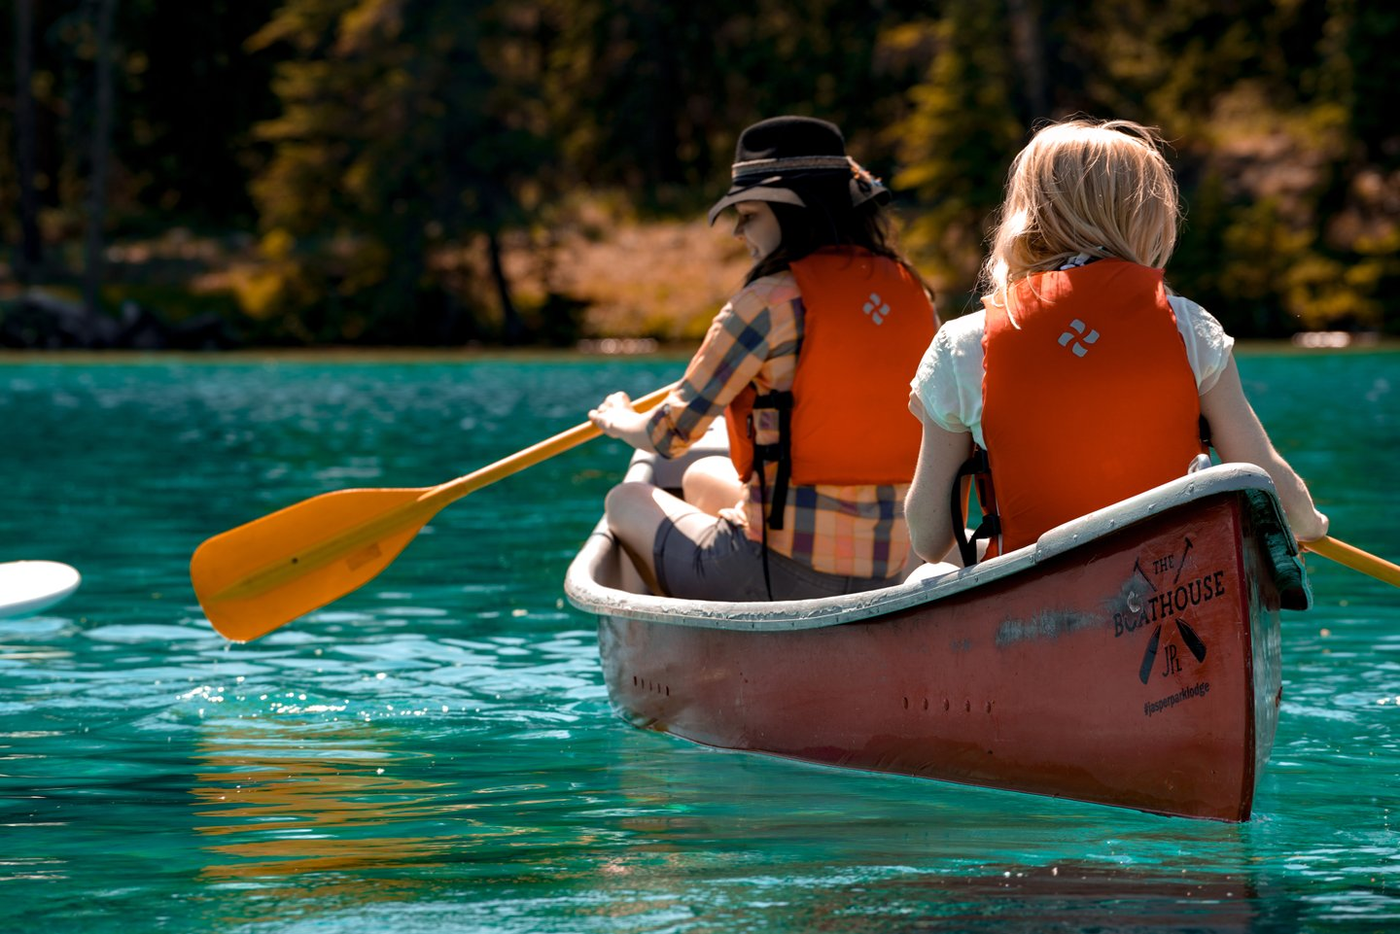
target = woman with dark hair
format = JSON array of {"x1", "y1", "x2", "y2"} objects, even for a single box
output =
[{"x1": 589, "y1": 115, "x2": 940, "y2": 601}]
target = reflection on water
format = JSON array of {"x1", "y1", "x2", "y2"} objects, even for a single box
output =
[
  {"x1": 0, "y1": 354, "x2": 1397, "y2": 933},
  {"x1": 192, "y1": 720, "x2": 451, "y2": 879},
  {"x1": 807, "y1": 867, "x2": 1278, "y2": 933}
]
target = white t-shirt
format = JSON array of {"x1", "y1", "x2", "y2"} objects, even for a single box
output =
[{"x1": 910, "y1": 295, "x2": 1235, "y2": 448}]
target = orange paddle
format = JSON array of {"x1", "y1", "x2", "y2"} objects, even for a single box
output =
[
  {"x1": 191, "y1": 384, "x2": 674, "y2": 642},
  {"x1": 1304, "y1": 536, "x2": 1400, "y2": 588}
]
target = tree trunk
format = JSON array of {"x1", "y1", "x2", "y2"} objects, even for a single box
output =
[
  {"x1": 14, "y1": 0, "x2": 42, "y2": 284},
  {"x1": 82, "y1": 0, "x2": 118, "y2": 318},
  {"x1": 486, "y1": 229, "x2": 525, "y2": 344},
  {"x1": 1006, "y1": 0, "x2": 1049, "y2": 123}
]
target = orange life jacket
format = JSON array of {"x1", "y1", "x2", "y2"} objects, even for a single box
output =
[
  {"x1": 968, "y1": 260, "x2": 1205, "y2": 558},
  {"x1": 725, "y1": 246, "x2": 937, "y2": 528}
]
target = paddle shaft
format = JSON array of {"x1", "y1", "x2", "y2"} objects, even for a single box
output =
[
  {"x1": 423, "y1": 384, "x2": 674, "y2": 509},
  {"x1": 1306, "y1": 536, "x2": 1400, "y2": 588}
]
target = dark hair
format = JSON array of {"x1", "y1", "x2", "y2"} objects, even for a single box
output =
[{"x1": 742, "y1": 182, "x2": 928, "y2": 293}]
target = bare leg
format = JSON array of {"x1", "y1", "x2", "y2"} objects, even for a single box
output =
[
  {"x1": 901, "y1": 529, "x2": 986, "y2": 580},
  {"x1": 603, "y1": 481, "x2": 709, "y2": 595},
  {"x1": 613, "y1": 545, "x2": 651, "y2": 595},
  {"x1": 939, "y1": 532, "x2": 988, "y2": 567},
  {"x1": 682, "y1": 456, "x2": 745, "y2": 516},
  {"x1": 905, "y1": 560, "x2": 960, "y2": 583}
]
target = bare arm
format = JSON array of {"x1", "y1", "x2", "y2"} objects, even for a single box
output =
[
  {"x1": 589, "y1": 287, "x2": 783, "y2": 459},
  {"x1": 1200, "y1": 356, "x2": 1329, "y2": 542},
  {"x1": 905, "y1": 392, "x2": 974, "y2": 563}
]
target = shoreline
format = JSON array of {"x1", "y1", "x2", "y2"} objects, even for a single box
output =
[{"x1": 1, "y1": 337, "x2": 1397, "y2": 365}]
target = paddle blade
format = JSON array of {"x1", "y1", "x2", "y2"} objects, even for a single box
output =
[{"x1": 191, "y1": 487, "x2": 437, "y2": 642}]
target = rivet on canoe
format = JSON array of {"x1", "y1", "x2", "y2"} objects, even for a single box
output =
[
  {"x1": 965, "y1": 700, "x2": 971, "y2": 713},
  {"x1": 985, "y1": 701, "x2": 993, "y2": 713},
  {"x1": 903, "y1": 696, "x2": 909, "y2": 709},
  {"x1": 923, "y1": 698, "x2": 929, "y2": 711},
  {"x1": 943, "y1": 698, "x2": 950, "y2": 712}
]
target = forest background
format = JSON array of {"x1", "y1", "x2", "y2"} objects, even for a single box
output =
[{"x1": 1, "y1": 0, "x2": 1397, "y2": 349}]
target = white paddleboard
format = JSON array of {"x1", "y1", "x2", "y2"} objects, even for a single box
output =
[{"x1": 0, "y1": 560, "x2": 82, "y2": 619}]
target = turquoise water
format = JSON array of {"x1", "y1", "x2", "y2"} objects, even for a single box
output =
[{"x1": 1, "y1": 351, "x2": 1397, "y2": 933}]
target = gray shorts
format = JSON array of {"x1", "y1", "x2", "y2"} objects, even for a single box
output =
[{"x1": 653, "y1": 512, "x2": 895, "y2": 601}]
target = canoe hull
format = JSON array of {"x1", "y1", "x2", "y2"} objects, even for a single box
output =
[{"x1": 571, "y1": 463, "x2": 1306, "y2": 821}]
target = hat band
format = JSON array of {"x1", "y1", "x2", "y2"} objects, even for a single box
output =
[{"x1": 731, "y1": 155, "x2": 852, "y2": 180}]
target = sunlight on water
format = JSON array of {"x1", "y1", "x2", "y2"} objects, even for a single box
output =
[{"x1": 0, "y1": 351, "x2": 1397, "y2": 933}]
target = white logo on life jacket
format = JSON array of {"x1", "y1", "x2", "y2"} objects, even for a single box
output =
[
  {"x1": 1058, "y1": 318, "x2": 1100, "y2": 357},
  {"x1": 862, "y1": 292, "x2": 890, "y2": 325}
]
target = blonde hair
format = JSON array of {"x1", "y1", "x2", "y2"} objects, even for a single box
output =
[{"x1": 983, "y1": 118, "x2": 1180, "y2": 298}]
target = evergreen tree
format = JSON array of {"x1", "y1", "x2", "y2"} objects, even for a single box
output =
[
  {"x1": 246, "y1": 0, "x2": 551, "y2": 343},
  {"x1": 889, "y1": 2, "x2": 1025, "y2": 305},
  {"x1": 3, "y1": 0, "x2": 1395, "y2": 342}
]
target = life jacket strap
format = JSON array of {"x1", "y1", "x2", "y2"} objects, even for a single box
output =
[
  {"x1": 754, "y1": 452, "x2": 775, "y2": 600},
  {"x1": 751, "y1": 390, "x2": 794, "y2": 531},
  {"x1": 950, "y1": 447, "x2": 1000, "y2": 567}
]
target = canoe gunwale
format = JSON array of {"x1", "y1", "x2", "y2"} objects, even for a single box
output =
[{"x1": 564, "y1": 462, "x2": 1311, "y2": 631}]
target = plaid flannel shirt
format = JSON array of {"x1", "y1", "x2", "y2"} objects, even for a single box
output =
[{"x1": 646, "y1": 271, "x2": 914, "y2": 580}]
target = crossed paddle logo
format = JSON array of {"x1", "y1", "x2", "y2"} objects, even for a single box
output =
[{"x1": 1133, "y1": 537, "x2": 1210, "y2": 685}]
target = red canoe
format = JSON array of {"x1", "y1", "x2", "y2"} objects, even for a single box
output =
[{"x1": 565, "y1": 446, "x2": 1311, "y2": 822}]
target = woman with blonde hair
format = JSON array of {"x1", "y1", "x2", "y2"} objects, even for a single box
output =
[{"x1": 904, "y1": 117, "x2": 1327, "y2": 570}]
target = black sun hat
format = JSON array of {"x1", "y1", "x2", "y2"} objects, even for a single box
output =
[{"x1": 706, "y1": 115, "x2": 890, "y2": 226}]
